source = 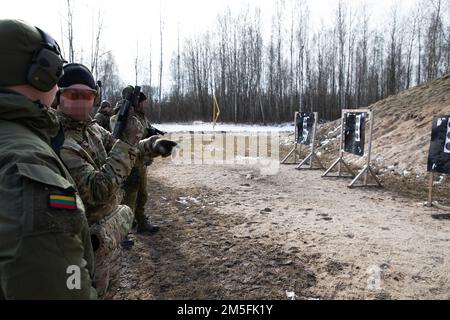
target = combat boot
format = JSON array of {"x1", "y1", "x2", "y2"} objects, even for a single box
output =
[{"x1": 137, "y1": 219, "x2": 160, "y2": 234}]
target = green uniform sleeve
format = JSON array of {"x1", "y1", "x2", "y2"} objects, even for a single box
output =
[
  {"x1": 94, "y1": 113, "x2": 111, "y2": 132},
  {"x1": 110, "y1": 114, "x2": 144, "y2": 147},
  {"x1": 93, "y1": 112, "x2": 103, "y2": 124},
  {"x1": 98, "y1": 125, "x2": 117, "y2": 153},
  {"x1": 138, "y1": 135, "x2": 163, "y2": 159},
  {"x1": 60, "y1": 139, "x2": 137, "y2": 214}
]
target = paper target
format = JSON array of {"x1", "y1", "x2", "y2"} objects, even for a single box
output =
[
  {"x1": 296, "y1": 112, "x2": 315, "y2": 145},
  {"x1": 427, "y1": 116, "x2": 450, "y2": 174},
  {"x1": 344, "y1": 112, "x2": 366, "y2": 157}
]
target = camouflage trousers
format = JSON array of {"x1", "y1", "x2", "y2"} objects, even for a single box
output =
[
  {"x1": 90, "y1": 205, "x2": 133, "y2": 297},
  {"x1": 122, "y1": 164, "x2": 148, "y2": 226}
]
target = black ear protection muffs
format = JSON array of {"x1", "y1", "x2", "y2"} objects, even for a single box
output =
[{"x1": 27, "y1": 27, "x2": 66, "y2": 92}]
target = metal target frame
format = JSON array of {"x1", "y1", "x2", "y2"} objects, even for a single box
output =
[{"x1": 322, "y1": 109, "x2": 382, "y2": 188}]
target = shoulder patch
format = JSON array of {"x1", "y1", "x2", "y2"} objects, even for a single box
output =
[{"x1": 49, "y1": 194, "x2": 77, "y2": 210}]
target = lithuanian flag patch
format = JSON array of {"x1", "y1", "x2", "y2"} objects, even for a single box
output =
[{"x1": 49, "y1": 194, "x2": 77, "y2": 210}]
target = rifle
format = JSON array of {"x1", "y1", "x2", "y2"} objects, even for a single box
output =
[
  {"x1": 146, "y1": 126, "x2": 166, "y2": 137},
  {"x1": 93, "y1": 80, "x2": 102, "y2": 115},
  {"x1": 97, "y1": 80, "x2": 103, "y2": 105},
  {"x1": 112, "y1": 86, "x2": 141, "y2": 140}
]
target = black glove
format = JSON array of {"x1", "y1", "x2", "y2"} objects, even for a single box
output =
[{"x1": 153, "y1": 139, "x2": 178, "y2": 158}]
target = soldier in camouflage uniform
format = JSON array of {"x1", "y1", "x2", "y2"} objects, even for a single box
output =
[
  {"x1": 0, "y1": 19, "x2": 97, "y2": 299},
  {"x1": 56, "y1": 65, "x2": 177, "y2": 297},
  {"x1": 112, "y1": 86, "x2": 176, "y2": 234},
  {"x1": 94, "y1": 100, "x2": 112, "y2": 132}
]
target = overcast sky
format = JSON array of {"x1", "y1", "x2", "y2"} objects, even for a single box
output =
[{"x1": 1, "y1": 0, "x2": 413, "y2": 91}]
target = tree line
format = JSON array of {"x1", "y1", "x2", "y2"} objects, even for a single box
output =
[{"x1": 62, "y1": 0, "x2": 450, "y2": 124}]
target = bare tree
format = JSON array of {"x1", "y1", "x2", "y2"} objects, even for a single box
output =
[
  {"x1": 345, "y1": 6, "x2": 356, "y2": 108},
  {"x1": 177, "y1": 21, "x2": 181, "y2": 100},
  {"x1": 148, "y1": 40, "x2": 153, "y2": 108},
  {"x1": 97, "y1": 52, "x2": 124, "y2": 104},
  {"x1": 296, "y1": 0, "x2": 309, "y2": 113},
  {"x1": 160, "y1": 0, "x2": 450, "y2": 124},
  {"x1": 385, "y1": 3, "x2": 403, "y2": 96},
  {"x1": 336, "y1": 0, "x2": 347, "y2": 110},
  {"x1": 404, "y1": 5, "x2": 419, "y2": 89},
  {"x1": 90, "y1": 8, "x2": 103, "y2": 80},
  {"x1": 354, "y1": 3, "x2": 369, "y2": 107},
  {"x1": 66, "y1": 0, "x2": 75, "y2": 63},
  {"x1": 158, "y1": 4, "x2": 164, "y2": 123},
  {"x1": 426, "y1": 0, "x2": 443, "y2": 81},
  {"x1": 275, "y1": 0, "x2": 284, "y2": 123},
  {"x1": 289, "y1": 0, "x2": 295, "y2": 116},
  {"x1": 135, "y1": 41, "x2": 139, "y2": 86}
]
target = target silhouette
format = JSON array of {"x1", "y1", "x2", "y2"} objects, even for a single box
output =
[{"x1": 426, "y1": 115, "x2": 450, "y2": 211}]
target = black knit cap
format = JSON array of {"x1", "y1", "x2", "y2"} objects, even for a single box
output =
[{"x1": 58, "y1": 63, "x2": 96, "y2": 89}]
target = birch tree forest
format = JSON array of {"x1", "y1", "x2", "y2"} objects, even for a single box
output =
[
  {"x1": 62, "y1": 0, "x2": 450, "y2": 124},
  {"x1": 158, "y1": 0, "x2": 450, "y2": 124}
]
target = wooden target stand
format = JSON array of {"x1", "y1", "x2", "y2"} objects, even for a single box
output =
[
  {"x1": 281, "y1": 112, "x2": 324, "y2": 170},
  {"x1": 322, "y1": 109, "x2": 382, "y2": 188},
  {"x1": 296, "y1": 112, "x2": 325, "y2": 170},
  {"x1": 281, "y1": 112, "x2": 304, "y2": 165},
  {"x1": 426, "y1": 173, "x2": 450, "y2": 211}
]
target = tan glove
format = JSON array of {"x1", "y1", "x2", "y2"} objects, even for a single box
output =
[{"x1": 139, "y1": 136, "x2": 178, "y2": 158}]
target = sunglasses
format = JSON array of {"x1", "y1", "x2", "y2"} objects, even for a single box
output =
[{"x1": 60, "y1": 88, "x2": 97, "y2": 101}]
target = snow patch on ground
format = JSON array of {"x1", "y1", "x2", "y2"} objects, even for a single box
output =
[
  {"x1": 176, "y1": 196, "x2": 201, "y2": 205},
  {"x1": 155, "y1": 122, "x2": 295, "y2": 133}
]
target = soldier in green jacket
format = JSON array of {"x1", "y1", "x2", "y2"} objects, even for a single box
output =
[
  {"x1": 94, "y1": 100, "x2": 112, "y2": 132},
  {"x1": 112, "y1": 86, "x2": 176, "y2": 234},
  {"x1": 0, "y1": 19, "x2": 97, "y2": 299}
]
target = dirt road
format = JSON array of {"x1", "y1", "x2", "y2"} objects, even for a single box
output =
[{"x1": 106, "y1": 157, "x2": 450, "y2": 300}]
